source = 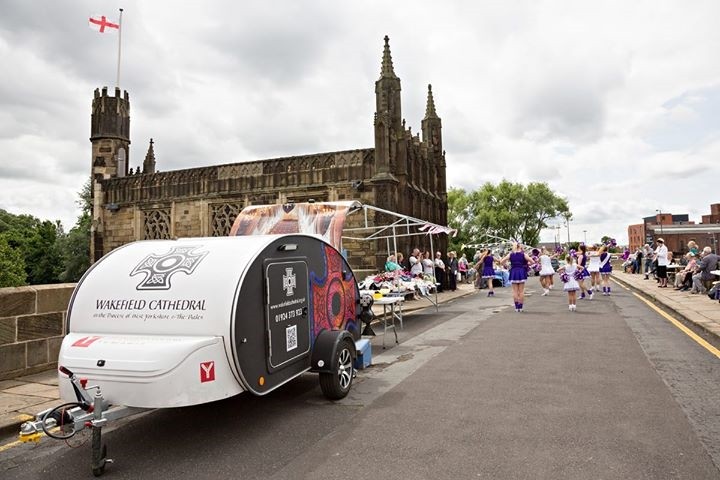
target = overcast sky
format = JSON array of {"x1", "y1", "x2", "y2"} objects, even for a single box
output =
[{"x1": 1, "y1": 1, "x2": 718, "y2": 245}]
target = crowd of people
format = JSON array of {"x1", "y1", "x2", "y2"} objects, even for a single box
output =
[
  {"x1": 384, "y1": 242, "x2": 606, "y2": 312},
  {"x1": 621, "y1": 239, "x2": 719, "y2": 297},
  {"x1": 384, "y1": 238, "x2": 719, "y2": 312}
]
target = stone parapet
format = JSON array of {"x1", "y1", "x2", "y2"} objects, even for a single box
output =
[{"x1": 0, "y1": 284, "x2": 75, "y2": 380}]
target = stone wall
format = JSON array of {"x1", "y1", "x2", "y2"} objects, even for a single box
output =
[{"x1": 0, "y1": 284, "x2": 75, "y2": 380}]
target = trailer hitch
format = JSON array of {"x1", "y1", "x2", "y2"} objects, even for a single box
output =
[{"x1": 17, "y1": 366, "x2": 147, "y2": 476}]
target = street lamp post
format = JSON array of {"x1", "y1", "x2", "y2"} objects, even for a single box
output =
[
  {"x1": 656, "y1": 209, "x2": 664, "y2": 236},
  {"x1": 555, "y1": 225, "x2": 560, "y2": 249},
  {"x1": 564, "y1": 215, "x2": 572, "y2": 244}
]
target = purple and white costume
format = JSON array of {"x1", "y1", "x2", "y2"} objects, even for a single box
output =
[
  {"x1": 508, "y1": 251, "x2": 528, "y2": 284},
  {"x1": 481, "y1": 255, "x2": 496, "y2": 279},
  {"x1": 599, "y1": 252, "x2": 612, "y2": 274},
  {"x1": 538, "y1": 254, "x2": 554, "y2": 276},
  {"x1": 578, "y1": 254, "x2": 590, "y2": 279},
  {"x1": 562, "y1": 264, "x2": 581, "y2": 292}
]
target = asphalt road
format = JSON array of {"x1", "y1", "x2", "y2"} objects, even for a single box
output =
[{"x1": 2, "y1": 279, "x2": 720, "y2": 479}]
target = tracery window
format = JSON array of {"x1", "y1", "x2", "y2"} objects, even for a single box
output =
[
  {"x1": 210, "y1": 203, "x2": 242, "y2": 237},
  {"x1": 143, "y1": 209, "x2": 171, "y2": 239}
]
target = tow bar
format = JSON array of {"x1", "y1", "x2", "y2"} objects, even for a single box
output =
[{"x1": 18, "y1": 367, "x2": 146, "y2": 477}]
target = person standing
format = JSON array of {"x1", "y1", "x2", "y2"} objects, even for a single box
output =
[
  {"x1": 598, "y1": 245, "x2": 613, "y2": 295},
  {"x1": 634, "y1": 247, "x2": 643, "y2": 274},
  {"x1": 422, "y1": 251, "x2": 435, "y2": 277},
  {"x1": 499, "y1": 242, "x2": 536, "y2": 312},
  {"x1": 409, "y1": 248, "x2": 423, "y2": 278},
  {"x1": 447, "y1": 251, "x2": 459, "y2": 292},
  {"x1": 479, "y1": 249, "x2": 497, "y2": 297},
  {"x1": 654, "y1": 238, "x2": 669, "y2": 288},
  {"x1": 557, "y1": 254, "x2": 582, "y2": 311},
  {"x1": 586, "y1": 246, "x2": 601, "y2": 291},
  {"x1": 576, "y1": 244, "x2": 593, "y2": 300},
  {"x1": 538, "y1": 248, "x2": 556, "y2": 296},
  {"x1": 434, "y1": 251, "x2": 447, "y2": 292},
  {"x1": 458, "y1": 253, "x2": 469, "y2": 283}
]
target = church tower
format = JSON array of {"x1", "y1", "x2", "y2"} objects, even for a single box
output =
[
  {"x1": 371, "y1": 35, "x2": 402, "y2": 224},
  {"x1": 90, "y1": 86, "x2": 131, "y2": 262},
  {"x1": 421, "y1": 84, "x2": 447, "y2": 224},
  {"x1": 373, "y1": 36, "x2": 402, "y2": 182}
]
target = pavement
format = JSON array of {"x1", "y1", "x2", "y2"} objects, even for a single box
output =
[
  {"x1": 612, "y1": 270, "x2": 720, "y2": 339},
  {"x1": 1, "y1": 273, "x2": 718, "y2": 439}
]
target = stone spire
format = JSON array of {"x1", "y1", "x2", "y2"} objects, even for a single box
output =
[
  {"x1": 380, "y1": 35, "x2": 397, "y2": 79},
  {"x1": 142, "y1": 138, "x2": 156, "y2": 174},
  {"x1": 424, "y1": 84, "x2": 438, "y2": 119}
]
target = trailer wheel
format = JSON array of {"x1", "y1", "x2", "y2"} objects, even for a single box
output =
[{"x1": 319, "y1": 340, "x2": 354, "y2": 400}]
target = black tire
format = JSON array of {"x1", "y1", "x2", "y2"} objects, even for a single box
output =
[{"x1": 319, "y1": 340, "x2": 354, "y2": 400}]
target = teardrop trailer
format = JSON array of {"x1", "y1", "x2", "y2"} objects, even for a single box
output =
[{"x1": 19, "y1": 234, "x2": 373, "y2": 476}]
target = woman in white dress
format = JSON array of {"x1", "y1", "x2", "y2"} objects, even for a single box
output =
[
  {"x1": 557, "y1": 254, "x2": 582, "y2": 312},
  {"x1": 586, "y1": 246, "x2": 601, "y2": 292},
  {"x1": 422, "y1": 251, "x2": 435, "y2": 276},
  {"x1": 538, "y1": 248, "x2": 556, "y2": 296}
]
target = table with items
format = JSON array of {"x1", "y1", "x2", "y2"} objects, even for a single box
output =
[{"x1": 371, "y1": 295, "x2": 404, "y2": 348}]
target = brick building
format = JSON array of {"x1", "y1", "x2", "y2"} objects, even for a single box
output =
[
  {"x1": 89, "y1": 37, "x2": 448, "y2": 272},
  {"x1": 627, "y1": 204, "x2": 720, "y2": 254}
]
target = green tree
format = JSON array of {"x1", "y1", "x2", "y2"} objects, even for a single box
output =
[
  {"x1": 446, "y1": 187, "x2": 474, "y2": 254},
  {"x1": 25, "y1": 220, "x2": 64, "y2": 284},
  {"x1": 59, "y1": 212, "x2": 91, "y2": 282},
  {"x1": 0, "y1": 209, "x2": 64, "y2": 285},
  {"x1": 0, "y1": 236, "x2": 26, "y2": 287},
  {"x1": 447, "y1": 180, "x2": 570, "y2": 248},
  {"x1": 59, "y1": 177, "x2": 92, "y2": 282},
  {"x1": 0, "y1": 178, "x2": 92, "y2": 286}
]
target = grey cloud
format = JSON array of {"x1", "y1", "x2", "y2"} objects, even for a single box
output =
[
  {"x1": 513, "y1": 79, "x2": 607, "y2": 144},
  {"x1": 644, "y1": 84, "x2": 720, "y2": 152},
  {"x1": 197, "y1": 4, "x2": 349, "y2": 87}
]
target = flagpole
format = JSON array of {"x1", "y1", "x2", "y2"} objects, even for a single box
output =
[{"x1": 116, "y1": 8, "x2": 124, "y2": 88}]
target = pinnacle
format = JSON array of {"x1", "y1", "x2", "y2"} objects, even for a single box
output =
[
  {"x1": 380, "y1": 35, "x2": 397, "y2": 79},
  {"x1": 424, "y1": 84, "x2": 438, "y2": 119}
]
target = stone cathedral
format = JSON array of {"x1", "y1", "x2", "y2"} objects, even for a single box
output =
[{"x1": 90, "y1": 36, "x2": 448, "y2": 272}]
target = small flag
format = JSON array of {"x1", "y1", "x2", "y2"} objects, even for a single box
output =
[{"x1": 89, "y1": 14, "x2": 119, "y2": 33}]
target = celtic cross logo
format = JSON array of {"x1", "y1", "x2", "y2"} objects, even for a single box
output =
[
  {"x1": 283, "y1": 267, "x2": 297, "y2": 296},
  {"x1": 130, "y1": 245, "x2": 208, "y2": 290}
]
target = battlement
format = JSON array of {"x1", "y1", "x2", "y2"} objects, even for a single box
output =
[
  {"x1": 91, "y1": 86, "x2": 130, "y2": 142},
  {"x1": 94, "y1": 86, "x2": 130, "y2": 102}
]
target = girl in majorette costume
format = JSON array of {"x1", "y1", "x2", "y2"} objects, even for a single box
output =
[
  {"x1": 538, "y1": 248, "x2": 556, "y2": 296},
  {"x1": 557, "y1": 254, "x2": 583, "y2": 311},
  {"x1": 576, "y1": 244, "x2": 593, "y2": 300},
  {"x1": 530, "y1": 248, "x2": 541, "y2": 277},
  {"x1": 499, "y1": 242, "x2": 536, "y2": 312},
  {"x1": 478, "y1": 249, "x2": 496, "y2": 297},
  {"x1": 586, "y1": 246, "x2": 601, "y2": 292},
  {"x1": 598, "y1": 245, "x2": 613, "y2": 295}
]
